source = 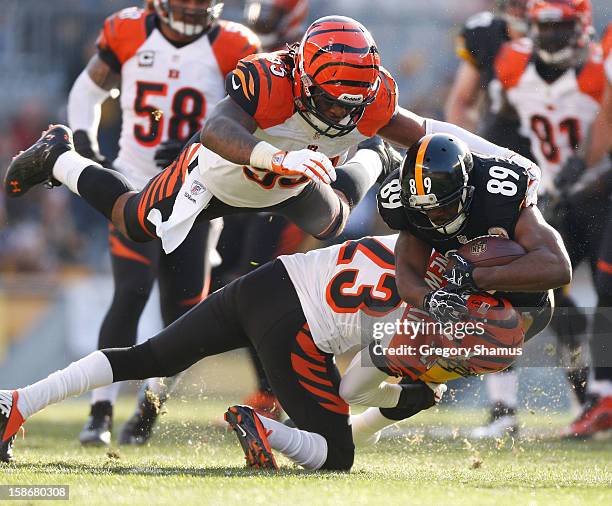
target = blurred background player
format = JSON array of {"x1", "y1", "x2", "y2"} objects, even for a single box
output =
[
  {"x1": 209, "y1": 0, "x2": 310, "y2": 419},
  {"x1": 68, "y1": 0, "x2": 260, "y2": 446},
  {"x1": 559, "y1": 19, "x2": 612, "y2": 437},
  {"x1": 445, "y1": 0, "x2": 534, "y2": 438},
  {"x1": 495, "y1": 0, "x2": 610, "y2": 437},
  {"x1": 244, "y1": 0, "x2": 308, "y2": 51}
]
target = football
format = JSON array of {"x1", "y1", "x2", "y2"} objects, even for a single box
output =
[{"x1": 455, "y1": 235, "x2": 526, "y2": 267}]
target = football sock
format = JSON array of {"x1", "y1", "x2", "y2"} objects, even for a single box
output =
[
  {"x1": 17, "y1": 351, "x2": 113, "y2": 419},
  {"x1": 91, "y1": 383, "x2": 121, "y2": 405},
  {"x1": 257, "y1": 415, "x2": 328, "y2": 470},
  {"x1": 350, "y1": 408, "x2": 394, "y2": 446},
  {"x1": 53, "y1": 151, "x2": 134, "y2": 220},
  {"x1": 334, "y1": 149, "x2": 382, "y2": 208},
  {"x1": 485, "y1": 369, "x2": 518, "y2": 409}
]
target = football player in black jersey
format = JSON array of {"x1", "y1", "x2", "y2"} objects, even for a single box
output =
[
  {"x1": 377, "y1": 134, "x2": 571, "y2": 436},
  {"x1": 445, "y1": 0, "x2": 532, "y2": 158},
  {"x1": 445, "y1": 3, "x2": 533, "y2": 437}
]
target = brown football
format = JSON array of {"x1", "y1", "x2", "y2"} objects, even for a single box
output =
[{"x1": 454, "y1": 235, "x2": 526, "y2": 267}]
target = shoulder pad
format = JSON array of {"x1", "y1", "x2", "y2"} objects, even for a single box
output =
[
  {"x1": 97, "y1": 8, "x2": 152, "y2": 72},
  {"x1": 357, "y1": 68, "x2": 398, "y2": 137},
  {"x1": 225, "y1": 52, "x2": 294, "y2": 128},
  {"x1": 210, "y1": 20, "x2": 262, "y2": 76},
  {"x1": 377, "y1": 170, "x2": 409, "y2": 231},
  {"x1": 495, "y1": 38, "x2": 531, "y2": 89}
]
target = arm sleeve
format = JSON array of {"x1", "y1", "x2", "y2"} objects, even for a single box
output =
[
  {"x1": 67, "y1": 69, "x2": 111, "y2": 147},
  {"x1": 425, "y1": 117, "x2": 516, "y2": 159}
]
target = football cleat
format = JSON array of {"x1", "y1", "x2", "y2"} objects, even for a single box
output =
[
  {"x1": 79, "y1": 401, "x2": 113, "y2": 447},
  {"x1": 241, "y1": 390, "x2": 282, "y2": 421},
  {"x1": 0, "y1": 390, "x2": 26, "y2": 463},
  {"x1": 224, "y1": 405, "x2": 278, "y2": 470},
  {"x1": 560, "y1": 395, "x2": 612, "y2": 438},
  {"x1": 118, "y1": 387, "x2": 163, "y2": 445},
  {"x1": 3, "y1": 124, "x2": 73, "y2": 197},
  {"x1": 357, "y1": 136, "x2": 403, "y2": 185},
  {"x1": 470, "y1": 402, "x2": 519, "y2": 439}
]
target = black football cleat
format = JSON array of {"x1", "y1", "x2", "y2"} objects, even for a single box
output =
[
  {"x1": 118, "y1": 387, "x2": 162, "y2": 445},
  {"x1": 79, "y1": 401, "x2": 113, "y2": 447},
  {"x1": 224, "y1": 405, "x2": 278, "y2": 470},
  {"x1": 3, "y1": 124, "x2": 73, "y2": 197},
  {"x1": 0, "y1": 390, "x2": 26, "y2": 463},
  {"x1": 357, "y1": 135, "x2": 403, "y2": 184}
]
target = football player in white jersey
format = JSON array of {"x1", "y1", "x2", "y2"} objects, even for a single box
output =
[
  {"x1": 65, "y1": 1, "x2": 261, "y2": 447},
  {"x1": 5, "y1": 15, "x2": 532, "y2": 252},
  {"x1": 4, "y1": 230, "x2": 549, "y2": 469},
  {"x1": 494, "y1": 0, "x2": 610, "y2": 437},
  {"x1": 558, "y1": 23, "x2": 612, "y2": 437}
]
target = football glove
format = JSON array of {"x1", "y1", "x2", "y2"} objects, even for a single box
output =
[
  {"x1": 270, "y1": 149, "x2": 336, "y2": 184},
  {"x1": 443, "y1": 252, "x2": 478, "y2": 292},
  {"x1": 154, "y1": 138, "x2": 185, "y2": 168},
  {"x1": 554, "y1": 155, "x2": 586, "y2": 195},
  {"x1": 423, "y1": 285, "x2": 469, "y2": 324},
  {"x1": 73, "y1": 130, "x2": 111, "y2": 168}
]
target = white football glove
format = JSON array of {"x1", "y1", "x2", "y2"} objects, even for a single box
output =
[{"x1": 270, "y1": 149, "x2": 336, "y2": 184}]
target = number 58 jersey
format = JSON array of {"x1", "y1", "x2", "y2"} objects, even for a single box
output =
[{"x1": 96, "y1": 7, "x2": 260, "y2": 189}]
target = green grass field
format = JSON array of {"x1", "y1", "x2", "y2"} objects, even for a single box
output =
[{"x1": 1, "y1": 397, "x2": 610, "y2": 506}]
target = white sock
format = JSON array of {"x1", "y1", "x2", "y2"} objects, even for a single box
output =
[
  {"x1": 485, "y1": 370, "x2": 518, "y2": 408},
  {"x1": 343, "y1": 149, "x2": 383, "y2": 187},
  {"x1": 91, "y1": 383, "x2": 121, "y2": 405},
  {"x1": 52, "y1": 150, "x2": 99, "y2": 195},
  {"x1": 17, "y1": 351, "x2": 114, "y2": 418},
  {"x1": 350, "y1": 408, "x2": 395, "y2": 447},
  {"x1": 587, "y1": 379, "x2": 612, "y2": 397},
  {"x1": 257, "y1": 415, "x2": 328, "y2": 470}
]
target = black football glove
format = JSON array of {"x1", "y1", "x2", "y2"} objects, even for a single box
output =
[
  {"x1": 423, "y1": 285, "x2": 469, "y2": 324},
  {"x1": 154, "y1": 138, "x2": 185, "y2": 168},
  {"x1": 73, "y1": 130, "x2": 111, "y2": 168},
  {"x1": 554, "y1": 155, "x2": 586, "y2": 195},
  {"x1": 443, "y1": 252, "x2": 478, "y2": 292},
  {"x1": 357, "y1": 135, "x2": 403, "y2": 184}
]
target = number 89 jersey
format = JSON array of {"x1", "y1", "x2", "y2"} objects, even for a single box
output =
[
  {"x1": 376, "y1": 153, "x2": 539, "y2": 254},
  {"x1": 96, "y1": 7, "x2": 260, "y2": 189}
]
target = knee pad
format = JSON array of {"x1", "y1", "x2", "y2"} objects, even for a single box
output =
[{"x1": 320, "y1": 441, "x2": 354, "y2": 471}]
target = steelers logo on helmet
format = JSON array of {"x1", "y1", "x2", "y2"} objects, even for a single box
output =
[
  {"x1": 528, "y1": 0, "x2": 593, "y2": 68},
  {"x1": 293, "y1": 16, "x2": 381, "y2": 138},
  {"x1": 154, "y1": 0, "x2": 223, "y2": 37},
  {"x1": 399, "y1": 134, "x2": 475, "y2": 237}
]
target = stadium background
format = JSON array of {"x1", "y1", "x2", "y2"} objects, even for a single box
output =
[{"x1": 0, "y1": 0, "x2": 610, "y2": 409}]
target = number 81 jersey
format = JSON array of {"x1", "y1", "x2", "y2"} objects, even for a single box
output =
[
  {"x1": 376, "y1": 153, "x2": 539, "y2": 254},
  {"x1": 96, "y1": 7, "x2": 259, "y2": 189}
]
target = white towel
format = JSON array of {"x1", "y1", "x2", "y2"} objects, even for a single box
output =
[{"x1": 147, "y1": 161, "x2": 214, "y2": 254}]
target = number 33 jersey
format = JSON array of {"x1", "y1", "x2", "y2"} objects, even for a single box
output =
[
  {"x1": 96, "y1": 7, "x2": 260, "y2": 189},
  {"x1": 376, "y1": 153, "x2": 539, "y2": 254}
]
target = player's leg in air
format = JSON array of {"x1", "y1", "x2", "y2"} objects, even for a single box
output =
[
  {"x1": 3, "y1": 126, "x2": 399, "y2": 246},
  {"x1": 0, "y1": 261, "x2": 356, "y2": 470}
]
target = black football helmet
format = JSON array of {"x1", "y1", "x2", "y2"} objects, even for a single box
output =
[
  {"x1": 400, "y1": 134, "x2": 475, "y2": 237},
  {"x1": 154, "y1": 0, "x2": 223, "y2": 37}
]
